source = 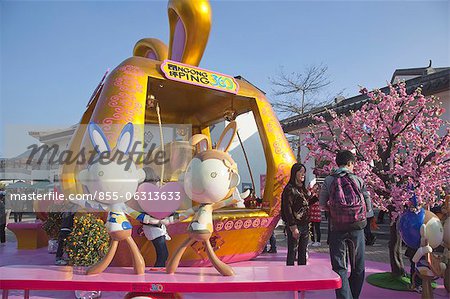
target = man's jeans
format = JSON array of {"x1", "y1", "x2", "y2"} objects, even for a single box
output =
[
  {"x1": 151, "y1": 235, "x2": 169, "y2": 267},
  {"x1": 329, "y1": 229, "x2": 365, "y2": 299}
]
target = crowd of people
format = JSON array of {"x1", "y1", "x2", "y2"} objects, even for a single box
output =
[{"x1": 281, "y1": 150, "x2": 374, "y2": 299}]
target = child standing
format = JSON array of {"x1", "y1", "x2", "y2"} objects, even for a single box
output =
[{"x1": 309, "y1": 201, "x2": 322, "y2": 247}]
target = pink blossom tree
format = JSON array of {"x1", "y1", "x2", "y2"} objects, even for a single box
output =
[{"x1": 304, "y1": 82, "x2": 450, "y2": 275}]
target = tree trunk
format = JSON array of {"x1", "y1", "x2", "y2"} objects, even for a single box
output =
[
  {"x1": 301, "y1": 92, "x2": 305, "y2": 115},
  {"x1": 389, "y1": 220, "x2": 405, "y2": 277}
]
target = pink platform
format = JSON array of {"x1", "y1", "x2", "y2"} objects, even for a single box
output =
[
  {"x1": 1, "y1": 242, "x2": 448, "y2": 299},
  {"x1": 0, "y1": 264, "x2": 340, "y2": 295}
]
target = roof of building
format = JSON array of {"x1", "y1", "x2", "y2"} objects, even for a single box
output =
[
  {"x1": 5, "y1": 181, "x2": 33, "y2": 189},
  {"x1": 390, "y1": 61, "x2": 448, "y2": 83},
  {"x1": 28, "y1": 125, "x2": 78, "y2": 142},
  {"x1": 281, "y1": 67, "x2": 450, "y2": 133}
]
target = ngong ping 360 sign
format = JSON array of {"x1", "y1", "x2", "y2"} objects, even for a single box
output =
[{"x1": 161, "y1": 60, "x2": 239, "y2": 94}]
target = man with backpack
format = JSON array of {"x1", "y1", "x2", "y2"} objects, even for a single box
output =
[{"x1": 319, "y1": 150, "x2": 373, "y2": 299}]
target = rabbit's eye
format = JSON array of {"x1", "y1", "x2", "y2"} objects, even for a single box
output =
[
  {"x1": 210, "y1": 172, "x2": 217, "y2": 178},
  {"x1": 98, "y1": 171, "x2": 104, "y2": 176}
]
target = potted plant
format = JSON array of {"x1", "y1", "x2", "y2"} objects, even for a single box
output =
[{"x1": 64, "y1": 213, "x2": 110, "y2": 271}]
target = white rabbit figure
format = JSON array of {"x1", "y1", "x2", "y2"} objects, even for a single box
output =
[
  {"x1": 165, "y1": 121, "x2": 245, "y2": 276},
  {"x1": 411, "y1": 211, "x2": 446, "y2": 298},
  {"x1": 78, "y1": 122, "x2": 160, "y2": 275}
]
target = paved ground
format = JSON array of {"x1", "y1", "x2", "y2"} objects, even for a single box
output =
[
  {"x1": 3, "y1": 215, "x2": 448, "y2": 298},
  {"x1": 5, "y1": 214, "x2": 403, "y2": 265},
  {"x1": 272, "y1": 220, "x2": 408, "y2": 266},
  {"x1": 3, "y1": 232, "x2": 444, "y2": 299}
]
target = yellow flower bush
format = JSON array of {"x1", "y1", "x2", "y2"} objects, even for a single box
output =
[{"x1": 64, "y1": 213, "x2": 110, "y2": 266}]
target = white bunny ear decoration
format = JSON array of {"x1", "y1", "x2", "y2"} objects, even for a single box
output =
[
  {"x1": 216, "y1": 121, "x2": 237, "y2": 152},
  {"x1": 88, "y1": 122, "x2": 111, "y2": 154},
  {"x1": 117, "y1": 123, "x2": 134, "y2": 154},
  {"x1": 190, "y1": 134, "x2": 210, "y2": 153},
  {"x1": 229, "y1": 171, "x2": 240, "y2": 189}
]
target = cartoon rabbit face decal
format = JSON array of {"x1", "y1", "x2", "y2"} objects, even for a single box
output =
[
  {"x1": 184, "y1": 157, "x2": 239, "y2": 204},
  {"x1": 78, "y1": 122, "x2": 146, "y2": 204},
  {"x1": 184, "y1": 121, "x2": 240, "y2": 204}
]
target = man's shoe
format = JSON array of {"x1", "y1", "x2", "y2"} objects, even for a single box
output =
[
  {"x1": 55, "y1": 259, "x2": 68, "y2": 266},
  {"x1": 75, "y1": 290, "x2": 102, "y2": 299},
  {"x1": 268, "y1": 247, "x2": 277, "y2": 253},
  {"x1": 413, "y1": 285, "x2": 422, "y2": 293},
  {"x1": 366, "y1": 236, "x2": 376, "y2": 246}
]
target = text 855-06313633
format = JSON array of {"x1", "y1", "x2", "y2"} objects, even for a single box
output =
[{"x1": 91, "y1": 191, "x2": 181, "y2": 201}]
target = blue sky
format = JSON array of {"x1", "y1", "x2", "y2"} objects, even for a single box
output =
[{"x1": 1, "y1": 0, "x2": 449, "y2": 156}]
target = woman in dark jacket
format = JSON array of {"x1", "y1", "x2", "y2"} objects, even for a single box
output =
[{"x1": 281, "y1": 163, "x2": 318, "y2": 265}]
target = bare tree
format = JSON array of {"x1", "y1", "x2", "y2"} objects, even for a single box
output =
[
  {"x1": 270, "y1": 64, "x2": 331, "y2": 116},
  {"x1": 270, "y1": 63, "x2": 333, "y2": 161}
]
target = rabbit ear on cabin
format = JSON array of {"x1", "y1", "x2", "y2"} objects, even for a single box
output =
[
  {"x1": 229, "y1": 172, "x2": 240, "y2": 189},
  {"x1": 216, "y1": 121, "x2": 237, "y2": 152},
  {"x1": 116, "y1": 123, "x2": 134, "y2": 154},
  {"x1": 88, "y1": 122, "x2": 111, "y2": 154},
  {"x1": 190, "y1": 134, "x2": 211, "y2": 153},
  {"x1": 167, "y1": 0, "x2": 212, "y2": 66},
  {"x1": 133, "y1": 38, "x2": 169, "y2": 61}
]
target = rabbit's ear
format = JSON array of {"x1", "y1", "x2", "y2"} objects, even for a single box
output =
[
  {"x1": 216, "y1": 121, "x2": 237, "y2": 152},
  {"x1": 229, "y1": 172, "x2": 240, "y2": 189},
  {"x1": 241, "y1": 189, "x2": 251, "y2": 199},
  {"x1": 133, "y1": 38, "x2": 168, "y2": 61},
  {"x1": 191, "y1": 134, "x2": 211, "y2": 153},
  {"x1": 88, "y1": 122, "x2": 111, "y2": 153},
  {"x1": 190, "y1": 134, "x2": 211, "y2": 153},
  {"x1": 117, "y1": 123, "x2": 134, "y2": 154},
  {"x1": 167, "y1": 0, "x2": 212, "y2": 66}
]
